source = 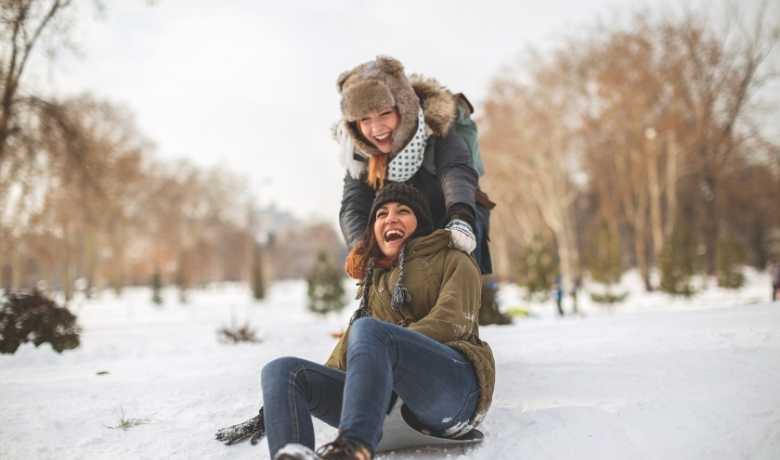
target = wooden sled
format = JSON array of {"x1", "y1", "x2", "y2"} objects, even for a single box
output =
[{"x1": 375, "y1": 399, "x2": 484, "y2": 453}]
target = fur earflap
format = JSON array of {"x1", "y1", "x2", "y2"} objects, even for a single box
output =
[
  {"x1": 409, "y1": 74, "x2": 457, "y2": 137},
  {"x1": 336, "y1": 69, "x2": 352, "y2": 93}
]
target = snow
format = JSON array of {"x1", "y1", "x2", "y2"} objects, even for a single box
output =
[{"x1": 1, "y1": 274, "x2": 779, "y2": 460}]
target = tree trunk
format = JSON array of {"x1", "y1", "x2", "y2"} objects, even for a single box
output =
[
  {"x1": 703, "y1": 172, "x2": 719, "y2": 275},
  {"x1": 635, "y1": 185, "x2": 653, "y2": 291}
]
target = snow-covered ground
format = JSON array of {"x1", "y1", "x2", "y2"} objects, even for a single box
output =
[{"x1": 1, "y1": 273, "x2": 779, "y2": 460}]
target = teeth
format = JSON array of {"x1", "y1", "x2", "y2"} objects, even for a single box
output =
[
  {"x1": 384, "y1": 229, "x2": 404, "y2": 242},
  {"x1": 375, "y1": 133, "x2": 390, "y2": 141}
]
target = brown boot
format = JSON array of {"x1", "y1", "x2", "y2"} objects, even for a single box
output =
[{"x1": 316, "y1": 436, "x2": 372, "y2": 460}]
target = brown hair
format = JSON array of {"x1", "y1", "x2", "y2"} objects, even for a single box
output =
[
  {"x1": 345, "y1": 223, "x2": 395, "y2": 279},
  {"x1": 366, "y1": 154, "x2": 388, "y2": 189}
]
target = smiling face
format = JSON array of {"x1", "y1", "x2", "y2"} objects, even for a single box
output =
[
  {"x1": 373, "y1": 201, "x2": 418, "y2": 259},
  {"x1": 358, "y1": 107, "x2": 400, "y2": 154}
]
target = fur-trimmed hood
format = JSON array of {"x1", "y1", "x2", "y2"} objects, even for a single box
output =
[{"x1": 336, "y1": 75, "x2": 458, "y2": 178}]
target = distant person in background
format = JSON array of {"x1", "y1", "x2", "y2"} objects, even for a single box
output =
[
  {"x1": 554, "y1": 275, "x2": 564, "y2": 316},
  {"x1": 569, "y1": 275, "x2": 582, "y2": 315},
  {"x1": 772, "y1": 261, "x2": 780, "y2": 302}
]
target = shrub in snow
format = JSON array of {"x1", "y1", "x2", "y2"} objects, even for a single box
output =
[
  {"x1": 586, "y1": 222, "x2": 628, "y2": 305},
  {"x1": 175, "y1": 252, "x2": 190, "y2": 304},
  {"x1": 0, "y1": 289, "x2": 81, "y2": 354},
  {"x1": 590, "y1": 291, "x2": 629, "y2": 304},
  {"x1": 514, "y1": 234, "x2": 557, "y2": 301},
  {"x1": 217, "y1": 321, "x2": 262, "y2": 344},
  {"x1": 306, "y1": 251, "x2": 345, "y2": 315},
  {"x1": 660, "y1": 221, "x2": 697, "y2": 297},
  {"x1": 106, "y1": 408, "x2": 151, "y2": 431},
  {"x1": 251, "y1": 243, "x2": 266, "y2": 301},
  {"x1": 151, "y1": 270, "x2": 163, "y2": 305},
  {"x1": 588, "y1": 223, "x2": 623, "y2": 283},
  {"x1": 716, "y1": 236, "x2": 746, "y2": 289}
]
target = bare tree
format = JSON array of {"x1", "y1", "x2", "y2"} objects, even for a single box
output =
[
  {"x1": 0, "y1": 0, "x2": 76, "y2": 166},
  {"x1": 481, "y1": 1, "x2": 780, "y2": 291},
  {"x1": 668, "y1": 2, "x2": 780, "y2": 273},
  {"x1": 482, "y1": 47, "x2": 587, "y2": 295}
]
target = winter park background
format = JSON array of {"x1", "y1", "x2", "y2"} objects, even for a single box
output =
[
  {"x1": 2, "y1": 1, "x2": 780, "y2": 459},
  {"x1": 2, "y1": 274, "x2": 780, "y2": 459}
]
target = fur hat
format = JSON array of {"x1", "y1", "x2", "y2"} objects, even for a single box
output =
[
  {"x1": 368, "y1": 182, "x2": 433, "y2": 238},
  {"x1": 337, "y1": 56, "x2": 420, "y2": 158}
]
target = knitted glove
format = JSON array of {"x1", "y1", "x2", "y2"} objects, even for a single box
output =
[
  {"x1": 215, "y1": 407, "x2": 265, "y2": 446},
  {"x1": 445, "y1": 219, "x2": 476, "y2": 254}
]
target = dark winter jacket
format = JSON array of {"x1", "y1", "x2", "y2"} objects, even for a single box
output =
[
  {"x1": 325, "y1": 230, "x2": 495, "y2": 427},
  {"x1": 339, "y1": 77, "x2": 492, "y2": 274}
]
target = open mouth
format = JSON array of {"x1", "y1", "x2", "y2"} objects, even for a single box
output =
[
  {"x1": 384, "y1": 229, "x2": 405, "y2": 242},
  {"x1": 374, "y1": 133, "x2": 391, "y2": 143}
]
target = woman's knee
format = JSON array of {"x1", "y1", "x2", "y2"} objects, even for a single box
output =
[
  {"x1": 348, "y1": 317, "x2": 390, "y2": 345},
  {"x1": 261, "y1": 356, "x2": 305, "y2": 385}
]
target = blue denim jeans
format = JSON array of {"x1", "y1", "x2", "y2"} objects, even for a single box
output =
[{"x1": 261, "y1": 317, "x2": 480, "y2": 457}]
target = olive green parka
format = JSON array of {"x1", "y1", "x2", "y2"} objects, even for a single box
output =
[{"x1": 325, "y1": 229, "x2": 495, "y2": 426}]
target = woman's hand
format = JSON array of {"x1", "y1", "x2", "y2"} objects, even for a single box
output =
[
  {"x1": 446, "y1": 218, "x2": 476, "y2": 254},
  {"x1": 215, "y1": 407, "x2": 265, "y2": 445}
]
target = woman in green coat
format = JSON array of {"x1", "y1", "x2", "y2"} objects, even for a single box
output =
[{"x1": 216, "y1": 183, "x2": 494, "y2": 460}]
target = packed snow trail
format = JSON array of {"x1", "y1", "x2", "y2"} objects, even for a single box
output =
[{"x1": 1, "y1": 281, "x2": 778, "y2": 459}]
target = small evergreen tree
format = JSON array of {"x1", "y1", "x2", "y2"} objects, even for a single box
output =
[
  {"x1": 716, "y1": 235, "x2": 746, "y2": 289},
  {"x1": 587, "y1": 221, "x2": 628, "y2": 304},
  {"x1": 306, "y1": 251, "x2": 345, "y2": 315},
  {"x1": 660, "y1": 220, "x2": 697, "y2": 297},
  {"x1": 251, "y1": 243, "x2": 266, "y2": 301},
  {"x1": 176, "y1": 253, "x2": 189, "y2": 304},
  {"x1": 0, "y1": 290, "x2": 81, "y2": 354},
  {"x1": 515, "y1": 234, "x2": 558, "y2": 301},
  {"x1": 151, "y1": 269, "x2": 163, "y2": 305}
]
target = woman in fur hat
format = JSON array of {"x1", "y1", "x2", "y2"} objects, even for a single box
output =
[
  {"x1": 216, "y1": 183, "x2": 495, "y2": 460},
  {"x1": 336, "y1": 55, "x2": 493, "y2": 276}
]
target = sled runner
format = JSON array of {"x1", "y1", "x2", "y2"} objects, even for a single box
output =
[{"x1": 376, "y1": 399, "x2": 484, "y2": 453}]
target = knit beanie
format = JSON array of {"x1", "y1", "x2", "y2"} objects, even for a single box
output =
[
  {"x1": 337, "y1": 56, "x2": 420, "y2": 158},
  {"x1": 368, "y1": 182, "x2": 433, "y2": 239}
]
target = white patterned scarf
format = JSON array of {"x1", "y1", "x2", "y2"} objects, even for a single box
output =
[{"x1": 387, "y1": 108, "x2": 429, "y2": 182}]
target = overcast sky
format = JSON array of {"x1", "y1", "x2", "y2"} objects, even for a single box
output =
[{"x1": 33, "y1": 0, "x2": 772, "y2": 227}]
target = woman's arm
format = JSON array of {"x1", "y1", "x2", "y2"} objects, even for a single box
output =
[
  {"x1": 434, "y1": 129, "x2": 478, "y2": 226},
  {"x1": 339, "y1": 172, "x2": 375, "y2": 248},
  {"x1": 407, "y1": 251, "x2": 481, "y2": 343}
]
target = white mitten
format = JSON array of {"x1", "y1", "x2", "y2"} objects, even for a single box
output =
[
  {"x1": 446, "y1": 219, "x2": 476, "y2": 254},
  {"x1": 335, "y1": 121, "x2": 363, "y2": 179}
]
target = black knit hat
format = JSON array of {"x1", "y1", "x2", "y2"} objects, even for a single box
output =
[{"x1": 368, "y1": 182, "x2": 433, "y2": 238}]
